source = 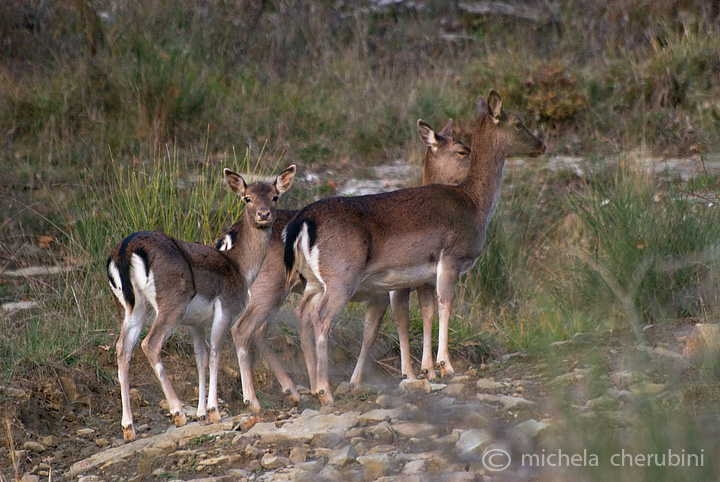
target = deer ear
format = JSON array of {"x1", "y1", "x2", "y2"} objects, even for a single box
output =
[
  {"x1": 417, "y1": 120, "x2": 439, "y2": 152},
  {"x1": 475, "y1": 95, "x2": 488, "y2": 121},
  {"x1": 438, "y1": 118, "x2": 454, "y2": 137},
  {"x1": 224, "y1": 168, "x2": 247, "y2": 197},
  {"x1": 275, "y1": 165, "x2": 296, "y2": 195},
  {"x1": 487, "y1": 90, "x2": 503, "y2": 124}
]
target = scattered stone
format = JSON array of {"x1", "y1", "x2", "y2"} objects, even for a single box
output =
[
  {"x1": 359, "y1": 408, "x2": 403, "y2": 424},
  {"x1": 357, "y1": 453, "x2": 391, "y2": 480},
  {"x1": 311, "y1": 431, "x2": 343, "y2": 448},
  {"x1": 23, "y1": 441, "x2": 46, "y2": 453},
  {"x1": 514, "y1": 419, "x2": 550, "y2": 440},
  {"x1": 261, "y1": 453, "x2": 289, "y2": 470},
  {"x1": 391, "y1": 422, "x2": 440, "y2": 439},
  {"x1": 498, "y1": 395, "x2": 536, "y2": 409},
  {"x1": 328, "y1": 445, "x2": 357, "y2": 466},
  {"x1": 376, "y1": 394, "x2": 404, "y2": 409},
  {"x1": 430, "y1": 382, "x2": 448, "y2": 391},
  {"x1": 95, "y1": 438, "x2": 110, "y2": 449},
  {"x1": 402, "y1": 459, "x2": 427, "y2": 475},
  {"x1": 455, "y1": 429, "x2": 492, "y2": 460},
  {"x1": 476, "y1": 378, "x2": 503, "y2": 390},
  {"x1": 0, "y1": 385, "x2": 29, "y2": 399},
  {"x1": 399, "y1": 378, "x2": 432, "y2": 394},
  {"x1": 317, "y1": 464, "x2": 344, "y2": 480},
  {"x1": 289, "y1": 446, "x2": 308, "y2": 464},
  {"x1": 77, "y1": 428, "x2": 95, "y2": 437},
  {"x1": 369, "y1": 422, "x2": 395, "y2": 444},
  {"x1": 19, "y1": 475, "x2": 40, "y2": 482},
  {"x1": 40, "y1": 435, "x2": 58, "y2": 447}
]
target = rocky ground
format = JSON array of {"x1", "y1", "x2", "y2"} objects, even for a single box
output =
[{"x1": 2, "y1": 316, "x2": 719, "y2": 482}]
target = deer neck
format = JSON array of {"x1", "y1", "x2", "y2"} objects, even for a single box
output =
[
  {"x1": 226, "y1": 218, "x2": 273, "y2": 288},
  {"x1": 461, "y1": 118, "x2": 507, "y2": 223}
]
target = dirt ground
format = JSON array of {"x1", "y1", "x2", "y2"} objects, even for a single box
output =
[{"x1": 2, "y1": 314, "x2": 716, "y2": 481}]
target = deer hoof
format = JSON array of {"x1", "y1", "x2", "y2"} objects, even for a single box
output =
[
  {"x1": 208, "y1": 408, "x2": 221, "y2": 424},
  {"x1": 402, "y1": 373, "x2": 409, "y2": 379},
  {"x1": 173, "y1": 411, "x2": 187, "y2": 427},
  {"x1": 243, "y1": 399, "x2": 251, "y2": 406},
  {"x1": 122, "y1": 424, "x2": 136, "y2": 442}
]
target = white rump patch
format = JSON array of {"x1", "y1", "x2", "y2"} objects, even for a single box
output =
[
  {"x1": 130, "y1": 253, "x2": 157, "y2": 313},
  {"x1": 107, "y1": 261, "x2": 125, "y2": 306},
  {"x1": 296, "y1": 223, "x2": 326, "y2": 294}
]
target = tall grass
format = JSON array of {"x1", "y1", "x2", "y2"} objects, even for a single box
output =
[
  {"x1": 568, "y1": 165, "x2": 720, "y2": 331},
  {"x1": 0, "y1": 147, "x2": 271, "y2": 378}
]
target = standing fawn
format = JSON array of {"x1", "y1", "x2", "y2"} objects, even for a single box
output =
[
  {"x1": 220, "y1": 119, "x2": 469, "y2": 413},
  {"x1": 284, "y1": 90, "x2": 546, "y2": 405},
  {"x1": 107, "y1": 165, "x2": 296, "y2": 441}
]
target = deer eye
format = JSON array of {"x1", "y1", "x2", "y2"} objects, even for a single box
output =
[
  {"x1": 272, "y1": 195, "x2": 279, "y2": 202},
  {"x1": 243, "y1": 196, "x2": 251, "y2": 203},
  {"x1": 513, "y1": 120, "x2": 523, "y2": 130}
]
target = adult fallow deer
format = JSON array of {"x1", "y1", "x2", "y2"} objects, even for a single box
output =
[
  {"x1": 107, "y1": 165, "x2": 296, "y2": 441},
  {"x1": 284, "y1": 90, "x2": 545, "y2": 405},
  {"x1": 220, "y1": 119, "x2": 470, "y2": 413}
]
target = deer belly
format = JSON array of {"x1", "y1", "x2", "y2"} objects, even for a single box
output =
[
  {"x1": 362, "y1": 264, "x2": 437, "y2": 292},
  {"x1": 181, "y1": 295, "x2": 216, "y2": 326}
]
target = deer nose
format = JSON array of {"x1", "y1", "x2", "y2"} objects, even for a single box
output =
[{"x1": 257, "y1": 209, "x2": 271, "y2": 221}]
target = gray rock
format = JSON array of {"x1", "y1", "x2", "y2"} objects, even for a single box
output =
[
  {"x1": 476, "y1": 378, "x2": 503, "y2": 390},
  {"x1": 399, "y1": 378, "x2": 432, "y2": 394},
  {"x1": 311, "y1": 431, "x2": 343, "y2": 448},
  {"x1": 455, "y1": 429, "x2": 492, "y2": 459},
  {"x1": 359, "y1": 408, "x2": 403, "y2": 424},
  {"x1": 328, "y1": 444, "x2": 357, "y2": 466},
  {"x1": 23, "y1": 441, "x2": 46, "y2": 453},
  {"x1": 261, "y1": 453, "x2": 289, "y2": 469},
  {"x1": 514, "y1": 419, "x2": 550, "y2": 439},
  {"x1": 246, "y1": 411, "x2": 360, "y2": 444},
  {"x1": 317, "y1": 464, "x2": 344, "y2": 481},
  {"x1": 443, "y1": 384, "x2": 466, "y2": 396},
  {"x1": 289, "y1": 446, "x2": 308, "y2": 464},
  {"x1": 369, "y1": 422, "x2": 396, "y2": 444},
  {"x1": 357, "y1": 453, "x2": 391, "y2": 479},
  {"x1": 391, "y1": 422, "x2": 440, "y2": 439}
]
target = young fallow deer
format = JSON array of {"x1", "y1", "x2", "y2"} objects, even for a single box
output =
[
  {"x1": 218, "y1": 120, "x2": 470, "y2": 413},
  {"x1": 284, "y1": 90, "x2": 546, "y2": 405},
  {"x1": 106, "y1": 165, "x2": 296, "y2": 441}
]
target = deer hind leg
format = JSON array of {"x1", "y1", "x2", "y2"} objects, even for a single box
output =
[
  {"x1": 140, "y1": 305, "x2": 188, "y2": 427},
  {"x1": 116, "y1": 300, "x2": 146, "y2": 442},
  {"x1": 417, "y1": 283, "x2": 438, "y2": 379},
  {"x1": 350, "y1": 294, "x2": 390, "y2": 387},
  {"x1": 436, "y1": 260, "x2": 460, "y2": 378},
  {"x1": 295, "y1": 289, "x2": 321, "y2": 395},
  {"x1": 253, "y1": 320, "x2": 301, "y2": 406},
  {"x1": 390, "y1": 289, "x2": 416, "y2": 380},
  {"x1": 207, "y1": 299, "x2": 232, "y2": 423},
  {"x1": 312, "y1": 287, "x2": 354, "y2": 405},
  {"x1": 187, "y1": 325, "x2": 208, "y2": 422}
]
